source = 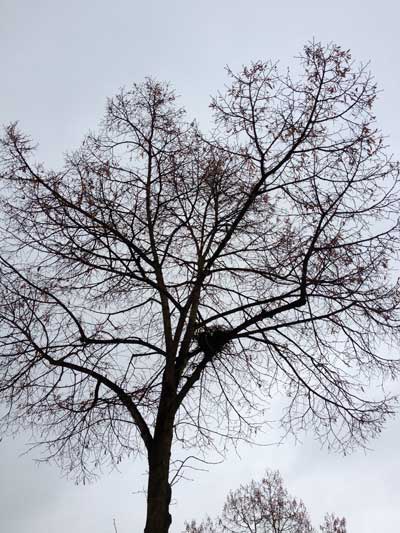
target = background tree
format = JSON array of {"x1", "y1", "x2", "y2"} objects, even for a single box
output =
[
  {"x1": 320, "y1": 514, "x2": 347, "y2": 533},
  {"x1": 0, "y1": 42, "x2": 399, "y2": 533},
  {"x1": 185, "y1": 469, "x2": 346, "y2": 533}
]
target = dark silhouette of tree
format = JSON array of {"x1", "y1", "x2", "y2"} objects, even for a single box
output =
[
  {"x1": 0, "y1": 42, "x2": 399, "y2": 533},
  {"x1": 185, "y1": 469, "x2": 346, "y2": 533}
]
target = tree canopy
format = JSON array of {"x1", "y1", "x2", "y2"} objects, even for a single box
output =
[{"x1": 0, "y1": 42, "x2": 399, "y2": 532}]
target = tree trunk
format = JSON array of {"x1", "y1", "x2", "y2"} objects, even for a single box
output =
[
  {"x1": 143, "y1": 398, "x2": 175, "y2": 533},
  {"x1": 144, "y1": 445, "x2": 173, "y2": 533}
]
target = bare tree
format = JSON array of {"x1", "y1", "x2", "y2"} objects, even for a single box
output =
[
  {"x1": 0, "y1": 42, "x2": 399, "y2": 533},
  {"x1": 320, "y1": 514, "x2": 347, "y2": 533},
  {"x1": 185, "y1": 469, "x2": 346, "y2": 533}
]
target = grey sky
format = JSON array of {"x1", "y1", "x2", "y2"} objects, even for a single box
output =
[{"x1": 0, "y1": 1, "x2": 399, "y2": 531}]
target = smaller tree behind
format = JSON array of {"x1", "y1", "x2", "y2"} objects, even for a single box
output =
[
  {"x1": 185, "y1": 470, "x2": 346, "y2": 533},
  {"x1": 320, "y1": 515, "x2": 347, "y2": 533}
]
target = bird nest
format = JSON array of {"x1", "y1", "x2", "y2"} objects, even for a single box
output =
[{"x1": 195, "y1": 325, "x2": 232, "y2": 358}]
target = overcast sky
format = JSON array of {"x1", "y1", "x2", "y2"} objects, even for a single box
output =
[{"x1": 1, "y1": 1, "x2": 400, "y2": 532}]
